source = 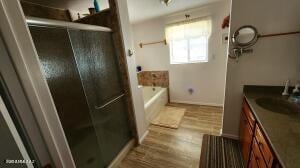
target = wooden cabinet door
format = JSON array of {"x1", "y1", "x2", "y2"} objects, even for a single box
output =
[
  {"x1": 248, "y1": 152, "x2": 258, "y2": 168},
  {"x1": 243, "y1": 100, "x2": 256, "y2": 130},
  {"x1": 240, "y1": 111, "x2": 253, "y2": 165},
  {"x1": 253, "y1": 139, "x2": 267, "y2": 168},
  {"x1": 255, "y1": 126, "x2": 274, "y2": 167}
]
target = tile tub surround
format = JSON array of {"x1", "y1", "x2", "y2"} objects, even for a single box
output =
[
  {"x1": 243, "y1": 85, "x2": 300, "y2": 168},
  {"x1": 137, "y1": 71, "x2": 169, "y2": 88}
]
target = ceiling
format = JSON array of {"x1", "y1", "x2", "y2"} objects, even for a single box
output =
[
  {"x1": 21, "y1": 0, "x2": 223, "y2": 23},
  {"x1": 127, "y1": 0, "x2": 223, "y2": 23}
]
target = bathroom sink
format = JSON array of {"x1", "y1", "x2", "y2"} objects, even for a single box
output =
[{"x1": 255, "y1": 97, "x2": 300, "y2": 114}]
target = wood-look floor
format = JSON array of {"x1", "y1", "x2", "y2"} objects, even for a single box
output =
[{"x1": 118, "y1": 103, "x2": 223, "y2": 168}]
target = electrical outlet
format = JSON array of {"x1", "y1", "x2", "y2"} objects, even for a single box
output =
[
  {"x1": 188, "y1": 88, "x2": 194, "y2": 94},
  {"x1": 222, "y1": 33, "x2": 229, "y2": 44}
]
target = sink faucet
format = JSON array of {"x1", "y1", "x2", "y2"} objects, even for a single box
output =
[
  {"x1": 288, "y1": 81, "x2": 300, "y2": 104},
  {"x1": 282, "y1": 80, "x2": 290, "y2": 96},
  {"x1": 292, "y1": 83, "x2": 300, "y2": 94}
]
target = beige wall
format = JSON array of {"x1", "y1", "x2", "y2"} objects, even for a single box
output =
[
  {"x1": 132, "y1": 1, "x2": 230, "y2": 106},
  {"x1": 223, "y1": 0, "x2": 300, "y2": 137}
]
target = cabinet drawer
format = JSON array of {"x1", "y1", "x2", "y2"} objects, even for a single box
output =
[
  {"x1": 253, "y1": 139, "x2": 267, "y2": 168},
  {"x1": 243, "y1": 100, "x2": 256, "y2": 129},
  {"x1": 255, "y1": 125, "x2": 274, "y2": 167},
  {"x1": 240, "y1": 112, "x2": 253, "y2": 164},
  {"x1": 248, "y1": 152, "x2": 258, "y2": 168}
]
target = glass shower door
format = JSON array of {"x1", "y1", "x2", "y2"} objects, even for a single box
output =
[
  {"x1": 29, "y1": 26, "x2": 104, "y2": 168},
  {"x1": 69, "y1": 29, "x2": 132, "y2": 166}
]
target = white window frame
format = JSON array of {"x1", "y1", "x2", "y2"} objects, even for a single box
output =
[
  {"x1": 166, "y1": 17, "x2": 211, "y2": 65},
  {"x1": 169, "y1": 36, "x2": 209, "y2": 64}
]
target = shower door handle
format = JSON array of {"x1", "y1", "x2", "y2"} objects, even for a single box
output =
[{"x1": 94, "y1": 93, "x2": 125, "y2": 110}]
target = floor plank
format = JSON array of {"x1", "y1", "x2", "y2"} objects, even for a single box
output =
[{"x1": 118, "y1": 103, "x2": 223, "y2": 168}]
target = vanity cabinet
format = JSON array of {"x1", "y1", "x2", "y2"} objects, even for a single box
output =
[
  {"x1": 239, "y1": 99, "x2": 281, "y2": 168},
  {"x1": 255, "y1": 125, "x2": 274, "y2": 167},
  {"x1": 239, "y1": 112, "x2": 253, "y2": 162},
  {"x1": 248, "y1": 151, "x2": 258, "y2": 168},
  {"x1": 252, "y1": 139, "x2": 267, "y2": 168}
]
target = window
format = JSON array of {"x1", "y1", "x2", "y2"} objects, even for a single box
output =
[{"x1": 165, "y1": 17, "x2": 212, "y2": 64}]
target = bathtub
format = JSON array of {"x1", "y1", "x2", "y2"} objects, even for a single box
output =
[{"x1": 142, "y1": 86, "x2": 168, "y2": 125}]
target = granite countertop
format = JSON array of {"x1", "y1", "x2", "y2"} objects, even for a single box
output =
[{"x1": 243, "y1": 86, "x2": 300, "y2": 168}]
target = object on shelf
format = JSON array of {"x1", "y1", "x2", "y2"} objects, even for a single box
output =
[
  {"x1": 89, "y1": 8, "x2": 96, "y2": 14},
  {"x1": 94, "y1": 0, "x2": 100, "y2": 12},
  {"x1": 222, "y1": 15, "x2": 230, "y2": 29}
]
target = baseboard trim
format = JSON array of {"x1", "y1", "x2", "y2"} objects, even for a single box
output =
[
  {"x1": 139, "y1": 130, "x2": 149, "y2": 144},
  {"x1": 222, "y1": 133, "x2": 239, "y2": 140},
  {"x1": 108, "y1": 139, "x2": 135, "y2": 168},
  {"x1": 171, "y1": 100, "x2": 223, "y2": 107}
]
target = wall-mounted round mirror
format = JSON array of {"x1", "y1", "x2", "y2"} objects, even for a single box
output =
[
  {"x1": 232, "y1": 25, "x2": 259, "y2": 48},
  {"x1": 229, "y1": 25, "x2": 260, "y2": 61}
]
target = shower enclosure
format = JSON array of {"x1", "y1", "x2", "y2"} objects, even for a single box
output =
[
  {"x1": 0, "y1": 35, "x2": 38, "y2": 168},
  {"x1": 28, "y1": 18, "x2": 133, "y2": 167}
]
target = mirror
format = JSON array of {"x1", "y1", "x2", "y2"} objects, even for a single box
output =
[
  {"x1": 232, "y1": 25, "x2": 259, "y2": 48},
  {"x1": 229, "y1": 25, "x2": 259, "y2": 61}
]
